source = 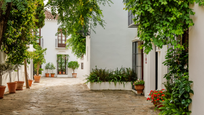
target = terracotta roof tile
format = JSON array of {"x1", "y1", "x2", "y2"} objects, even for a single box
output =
[{"x1": 45, "y1": 10, "x2": 58, "y2": 20}]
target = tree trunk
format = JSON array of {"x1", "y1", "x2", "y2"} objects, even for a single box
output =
[
  {"x1": 0, "y1": 74, "x2": 2, "y2": 86},
  {"x1": 24, "y1": 60, "x2": 29, "y2": 89},
  {"x1": 37, "y1": 62, "x2": 40, "y2": 76},
  {"x1": 9, "y1": 71, "x2": 11, "y2": 82},
  {"x1": 17, "y1": 68, "x2": 19, "y2": 81},
  {"x1": 0, "y1": 2, "x2": 12, "y2": 47}
]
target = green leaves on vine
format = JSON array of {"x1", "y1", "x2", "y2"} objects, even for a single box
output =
[{"x1": 123, "y1": 0, "x2": 202, "y2": 53}]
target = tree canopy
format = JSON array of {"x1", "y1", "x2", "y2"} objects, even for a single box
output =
[
  {"x1": 0, "y1": 0, "x2": 45, "y2": 65},
  {"x1": 46, "y1": 0, "x2": 112, "y2": 56}
]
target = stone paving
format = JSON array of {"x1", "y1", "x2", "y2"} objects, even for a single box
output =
[{"x1": 0, "y1": 77, "x2": 159, "y2": 115}]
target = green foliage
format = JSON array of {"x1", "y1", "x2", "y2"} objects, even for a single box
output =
[
  {"x1": 45, "y1": 62, "x2": 51, "y2": 73},
  {"x1": 57, "y1": 54, "x2": 69, "y2": 72},
  {"x1": 66, "y1": 33, "x2": 86, "y2": 58},
  {"x1": 0, "y1": 63, "x2": 15, "y2": 85},
  {"x1": 31, "y1": 44, "x2": 47, "y2": 76},
  {"x1": 86, "y1": 67, "x2": 137, "y2": 84},
  {"x1": 133, "y1": 79, "x2": 144, "y2": 85},
  {"x1": 0, "y1": 0, "x2": 45, "y2": 66},
  {"x1": 46, "y1": 0, "x2": 112, "y2": 36},
  {"x1": 46, "y1": 0, "x2": 113, "y2": 57},
  {"x1": 122, "y1": 0, "x2": 199, "y2": 114},
  {"x1": 50, "y1": 63, "x2": 56, "y2": 74},
  {"x1": 68, "y1": 61, "x2": 79, "y2": 72},
  {"x1": 158, "y1": 47, "x2": 193, "y2": 115},
  {"x1": 123, "y1": 0, "x2": 203, "y2": 53}
]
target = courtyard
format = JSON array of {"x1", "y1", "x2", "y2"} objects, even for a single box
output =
[{"x1": 0, "y1": 77, "x2": 159, "y2": 115}]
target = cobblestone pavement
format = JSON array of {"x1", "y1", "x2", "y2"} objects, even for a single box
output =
[{"x1": 0, "y1": 77, "x2": 159, "y2": 115}]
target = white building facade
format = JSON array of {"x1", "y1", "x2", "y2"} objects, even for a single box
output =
[
  {"x1": 40, "y1": 10, "x2": 78, "y2": 77},
  {"x1": 78, "y1": 0, "x2": 136, "y2": 77}
]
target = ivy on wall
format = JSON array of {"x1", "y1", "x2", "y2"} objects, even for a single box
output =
[{"x1": 123, "y1": 0, "x2": 204, "y2": 114}]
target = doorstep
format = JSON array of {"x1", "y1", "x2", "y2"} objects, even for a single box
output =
[{"x1": 57, "y1": 75, "x2": 69, "y2": 77}]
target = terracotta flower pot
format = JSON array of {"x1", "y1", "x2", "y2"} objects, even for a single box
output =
[
  {"x1": 63, "y1": 72, "x2": 65, "y2": 74},
  {"x1": 135, "y1": 85, "x2": 144, "y2": 94},
  {"x1": 59, "y1": 71, "x2": 61, "y2": 74},
  {"x1": 7, "y1": 82, "x2": 17, "y2": 93},
  {"x1": 0, "y1": 86, "x2": 6, "y2": 99},
  {"x1": 51, "y1": 73, "x2": 55, "y2": 77},
  {"x1": 72, "y1": 73, "x2": 77, "y2": 78},
  {"x1": 28, "y1": 79, "x2": 33, "y2": 87},
  {"x1": 16, "y1": 81, "x2": 24, "y2": 90},
  {"x1": 34, "y1": 75, "x2": 41, "y2": 83},
  {"x1": 45, "y1": 73, "x2": 49, "y2": 77}
]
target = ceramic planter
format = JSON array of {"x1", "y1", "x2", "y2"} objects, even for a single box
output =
[
  {"x1": 16, "y1": 81, "x2": 24, "y2": 90},
  {"x1": 0, "y1": 86, "x2": 6, "y2": 99},
  {"x1": 28, "y1": 79, "x2": 33, "y2": 87},
  {"x1": 59, "y1": 71, "x2": 61, "y2": 74},
  {"x1": 34, "y1": 75, "x2": 41, "y2": 83},
  {"x1": 72, "y1": 73, "x2": 77, "y2": 78},
  {"x1": 63, "y1": 72, "x2": 65, "y2": 74},
  {"x1": 7, "y1": 82, "x2": 17, "y2": 93},
  {"x1": 45, "y1": 73, "x2": 49, "y2": 77},
  {"x1": 51, "y1": 73, "x2": 55, "y2": 77},
  {"x1": 135, "y1": 85, "x2": 144, "y2": 94}
]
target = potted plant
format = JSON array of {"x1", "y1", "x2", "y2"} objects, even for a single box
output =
[
  {"x1": 32, "y1": 44, "x2": 47, "y2": 83},
  {"x1": 50, "y1": 63, "x2": 55, "y2": 77},
  {"x1": 68, "y1": 61, "x2": 79, "y2": 78},
  {"x1": 147, "y1": 89, "x2": 165, "y2": 108},
  {"x1": 0, "y1": 63, "x2": 13, "y2": 99},
  {"x1": 63, "y1": 68, "x2": 65, "y2": 74},
  {"x1": 45, "y1": 62, "x2": 51, "y2": 77},
  {"x1": 134, "y1": 79, "x2": 145, "y2": 94},
  {"x1": 15, "y1": 66, "x2": 24, "y2": 90},
  {"x1": 7, "y1": 67, "x2": 17, "y2": 94}
]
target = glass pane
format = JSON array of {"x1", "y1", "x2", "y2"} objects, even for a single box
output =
[
  {"x1": 58, "y1": 40, "x2": 61, "y2": 43},
  {"x1": 136, "y1": 54, "x2": 141, "y2": 66},
  {"x1": 62, "y1": 36, "x2": 65, "y2": 40}
]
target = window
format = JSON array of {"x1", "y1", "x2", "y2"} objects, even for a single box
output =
[
  {"x1": 58, "y1": 29, "x2": 66, "y2": 47},
  {"x1": 35, "y1": 28, "x2": 41, "y2": 45},
  {"x1": 81, "y1": 63, "x2": 83, "y2": 69}
]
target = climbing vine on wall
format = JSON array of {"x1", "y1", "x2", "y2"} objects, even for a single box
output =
[{"x1": 123, "y1": 0, "x2": 204, "y2": 114}]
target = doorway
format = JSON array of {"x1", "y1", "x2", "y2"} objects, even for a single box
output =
[{"x1": 155, "y1": 50, "x2": 158, "y2": 90}]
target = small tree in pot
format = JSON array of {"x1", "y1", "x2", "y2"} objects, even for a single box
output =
[
  {"x1": 7, "y1": 64, "x2": 19, "y2": 94},
  {"x1": 50, "y1": 63, "x2": 55, "y2": 77},
  {"x1": 45, "y1": 62, "x2": 51, "y2": 77},
  {"x1": 32, "y1": 44, "x2": 47, "y2": 83},
  {"x1": 68, "y1": 61, "x2": 79, "y2": 78},
  {"x1": 0, "y1": 63, "x2": 14, "y2": 99},
  {"x1": 134, "y1": 79, "x2": 145, "y2": 94}
]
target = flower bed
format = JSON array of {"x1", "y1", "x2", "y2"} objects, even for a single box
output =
[{"x1": 86, "y1": 67, "x2": 137, "y2": 90}]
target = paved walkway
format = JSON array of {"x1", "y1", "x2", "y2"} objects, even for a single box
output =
[{"x1": 0, "y1": 77, "x2": 159, "y2": 115}]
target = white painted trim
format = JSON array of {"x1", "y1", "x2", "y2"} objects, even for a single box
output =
[
  {"x1": 87, "y1": 82, "x2": 132, "y2": 90},
  {"x1": 57, "y1": 75, "x2": 69, "y2": 77}
]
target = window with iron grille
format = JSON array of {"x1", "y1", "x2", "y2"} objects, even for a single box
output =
[{"x1": 58, "y1": 29, "x2": 66, "y2": 47}]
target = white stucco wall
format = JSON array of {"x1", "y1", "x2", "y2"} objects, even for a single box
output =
[
  {"x1": 189, "y1": 3, "x2": 204, "y2": 115},
  {"x1": 90, "y1": 0, "x2": 136, "y2": 70},
  {"x1": 157, "y1": 46, "x2": 167, "y2": 90},
  {"x1": 144, "y1": 45, "x2": 156, "y2": 97},
  {"x1": 41, "y1": 20, "x2": 78, "y2": 77}
]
